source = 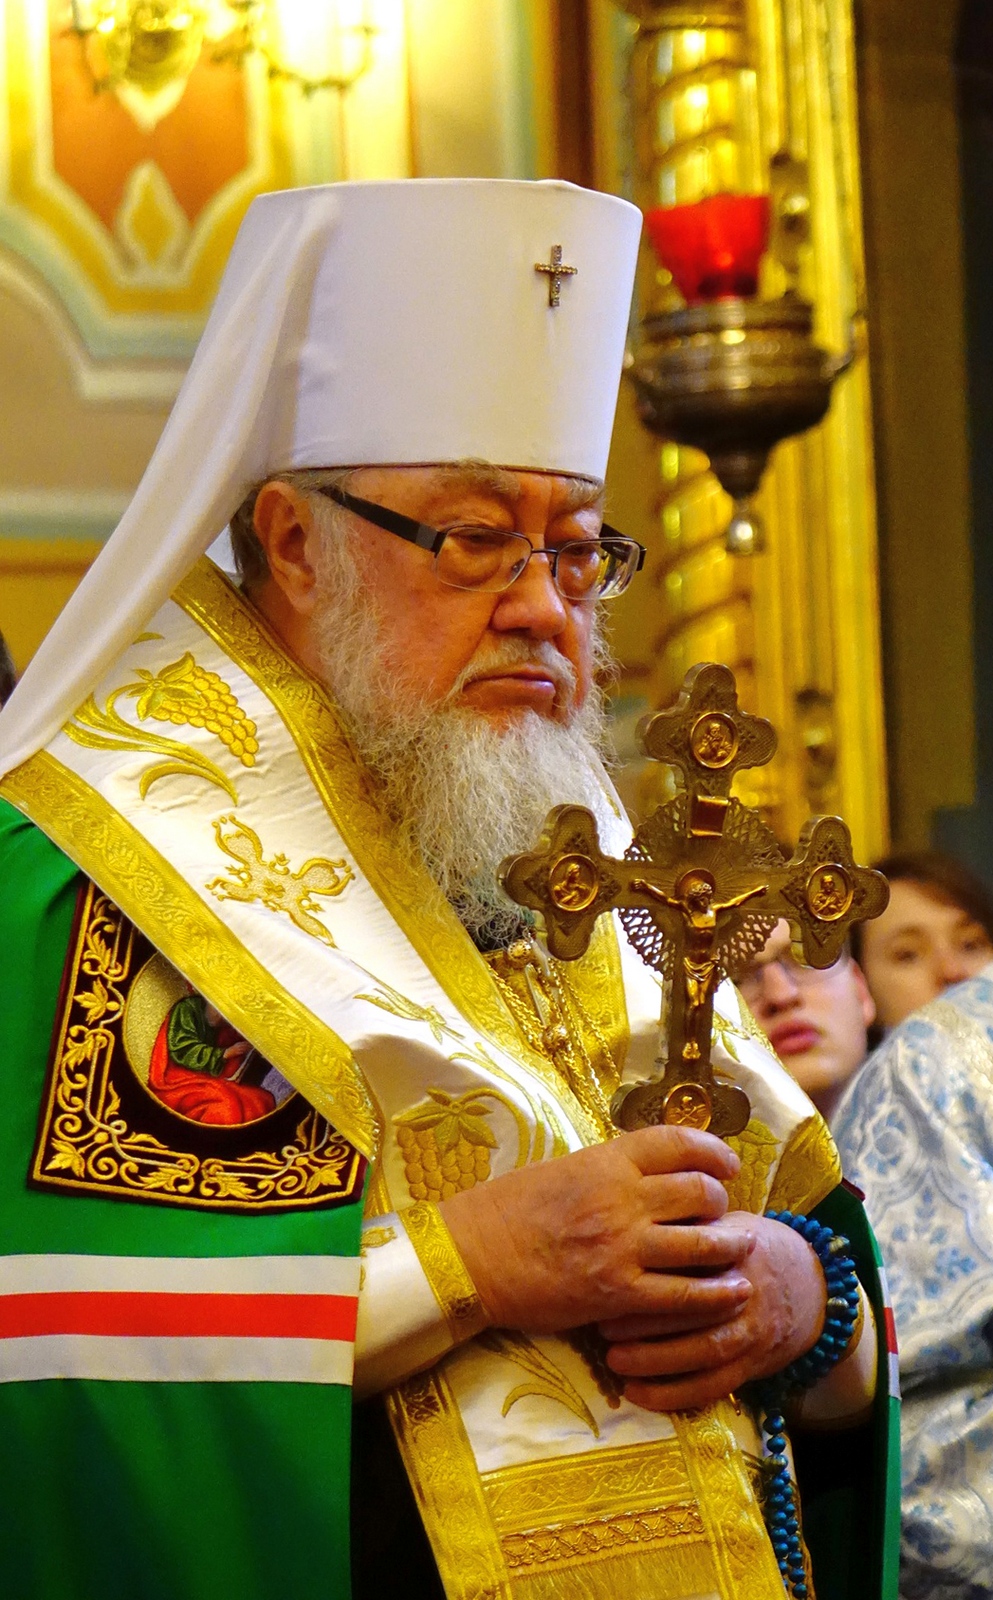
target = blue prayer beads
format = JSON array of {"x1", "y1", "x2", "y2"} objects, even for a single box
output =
[{"x1": 755, "y1": 1209, "x2": 861, "y2": 1599}]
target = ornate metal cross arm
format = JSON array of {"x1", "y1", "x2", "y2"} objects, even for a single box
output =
[{"x1": 499, "y1": 664, "x2": 888, "y2": 1140}]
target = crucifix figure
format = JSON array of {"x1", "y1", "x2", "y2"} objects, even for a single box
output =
[
  {"x1": 632, "y1": 870, "x2": 767, "y2": 1069},
  {"x1": 499, "y1": 662, "x2": 889, "y2": 1139}
]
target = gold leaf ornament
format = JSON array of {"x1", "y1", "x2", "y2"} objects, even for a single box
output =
[
  {"x1": 478, "y1": 1329, "x2": 600, "y2": 1437},
  {"x1": 47, "y1": 1141, "x2": 86, "y2": 1177},
  {"x1": 354, "y1": 981, "x2": 461, "y2": 1045}
]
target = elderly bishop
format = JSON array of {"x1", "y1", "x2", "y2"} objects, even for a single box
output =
[{"x1": 0, "y1": 182, "x2": 896, "y2": 1600}]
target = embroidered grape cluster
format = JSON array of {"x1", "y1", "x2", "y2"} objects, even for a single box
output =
[
  {"x1": 395, "y1": 1089, "x2": 496, "y2": 1200},
  {"x1": 126, "y1": 653, "x2": 260, "y2": 767}
]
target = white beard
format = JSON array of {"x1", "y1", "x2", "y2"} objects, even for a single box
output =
[{"x1": 309, "y1": 507, "x2": 617, "y2": 946}]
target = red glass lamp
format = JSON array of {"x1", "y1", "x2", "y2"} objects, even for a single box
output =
[
  {"x1": 644, "y1": 194, "x2": 771, "y2": 304},
  {"x1": 631, "y1": 189, "x2": 851, "y2": 556}
]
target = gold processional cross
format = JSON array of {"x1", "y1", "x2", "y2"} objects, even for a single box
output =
[
  {"x1": 499, "y1": 663, "x2": 889, "y2": 1139},
  {"x1": 535, "y1": 245, "x2": 578, "y2": 308}
]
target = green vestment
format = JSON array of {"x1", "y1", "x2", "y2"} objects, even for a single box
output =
[{"x1": 0, "y1": 800, "x2": 364, "y2": 1600}]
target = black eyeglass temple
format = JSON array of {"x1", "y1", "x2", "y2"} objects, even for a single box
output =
[
  {"x1": 318, "y1": 483, "x2": 443, "y2": 552},
  {"x1": 319, "y1": 483, "x2": 645, "y2": 569},
  {"x1": 601, "y1": 526, "x2": 647, "y2": 570}
]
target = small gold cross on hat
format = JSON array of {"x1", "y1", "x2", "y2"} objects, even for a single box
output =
[{"x1": 535, "y1": 244, "x2": 578, "y2": 307}]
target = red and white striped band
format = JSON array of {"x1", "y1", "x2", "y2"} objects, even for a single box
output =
[
  {"x1": 0, "y1": 1254, "x2": 360, "y2": 1385},
  {"x1": 875, "y1": 1265, "x2": 901, "y2": 1400}
]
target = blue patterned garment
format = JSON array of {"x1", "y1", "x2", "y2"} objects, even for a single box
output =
[{"x1": 834, "y1": 967, "x2": 993, "y2": 1600}]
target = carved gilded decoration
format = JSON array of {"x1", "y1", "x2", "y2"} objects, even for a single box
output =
[{"x1": 606, "y1": 0, "x2": 887, "y2": 859}]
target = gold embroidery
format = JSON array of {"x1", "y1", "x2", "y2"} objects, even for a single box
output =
[
  {"x1": 480, "y1": 1440, "x2": 692, "y2": 1529},
  {"x1": 364, "y1": 1157, "x2": 392, "y2": 1216},
  {"x1": 488, "y1": 948, "x2": 616, "y2": 1139},
  {"x1": 62, "y1": 649, "x2": 258, "y2": 803},
  {"x1": 450, "y1": 1038, "x2": 570, "y2": 1165},
  {"x1": 361, "y1": 1225, "x2": 397, "y2": 1251},
  {"x1": 175, "y1": 559, "x2": 602, "y2": 1147},
  {"x1": 206, "y1": 814, "x2": 352, "y2": 947},
  {"x1": 559, "y1": 915, "x2": 631, "y2": 1079},
  {"x1": 386, "y1": 1369, "x2": 512, "y2": 1600},
  {"x1": 400, "y1": 1201, "x2": 490, "y2": 1344},
  {"x1": 395, "y1": 1088, "x2": 499, "y2": 1201},
  {"x1": 478, "y1": 1329, "x2": 599, "y2": 1437},
  {"x1": 673, "y1": 1403, "x2": 787, "y2": 1598},
  {"x1": 354, "y1": 980, "x2": 462, "y2": 1045},
  {"x1": 122, "y1": 651, "x2": 259, "y2": 763},
  {"x1": 713, "y1": 1009, "x2": 752, "y2": 1063},
  {"x1": 766, "y1": 1112, "x2": 843, "y2": 1215},
  {"x1": 3, "y1": 753, "x2": 378, "y2": 1157},
  {"x1": 507, "y1": 1543, "x2": 719, "y2": 1598},
  {"x1": 501, "y1": 1502, "x2": 706, "y2": 1572},
  {"x1": 725, "y1": 1118, "x2": 780, "y2": 1212},
  {"x1": 31, "y1": 882, "x2": 364, "y2": 1211}
]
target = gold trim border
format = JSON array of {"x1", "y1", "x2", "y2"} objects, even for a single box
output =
[
  {"x1": 31, "y1": 880, "x2": 364, "y2": 1212},
  {"x1": 481, "y1": 1437, "x2": 692, "y2": 1530},
  {"x1": 1, "y1": 751, "x2": 378, "y2": 1158},
  {"x1": 673, "y1": 1402, "x2": 786, "y2": 1600},
  {"x1": 400, "y1": 1201, "x2": 490, "y2": 1345},
  {"x1": 387, "y1": 1367, "x2": 513, "y2": 1600}
]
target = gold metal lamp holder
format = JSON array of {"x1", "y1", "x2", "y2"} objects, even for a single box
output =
[
  {"x1": 499, "y1": 663, "x2": 888, "y2": 1140},
  {"x1": 628, "y1": 298, "x2": 852, "y2": 555}
]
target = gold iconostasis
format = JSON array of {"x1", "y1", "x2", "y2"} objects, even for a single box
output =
[{"x1": 0, "y1": 0, "x2": 979, "y2": 861}]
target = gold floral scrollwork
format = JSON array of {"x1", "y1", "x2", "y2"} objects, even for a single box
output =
[
  {"x1": 63, "y1": 652, "x2": 259, "y2": 802},
  {"x1": 34, "y1": 883, "x2": 364, "y2": 1211},
  {"x1": 724, "y1": 1118, "x2": 780, "y2": 1212},
  {"x1": 206, "y1": 814, "x2": 353, "y2": 946},
  {"x1": 44, "y1": 892, "x2": 134, "y2": 1181},
  {"x1": 765, "y1": 1112, "x2": 843, "y2": 1216},
  {"x1": 478, "y1": 1329, "x2": 600, "y2": 1437},
  {"x1": 197, "y1": 1113, "x2": 355, "y2": 1204},
  {"x1": 400, "y1": 1201, "x2": 489, "y2": 1344}
]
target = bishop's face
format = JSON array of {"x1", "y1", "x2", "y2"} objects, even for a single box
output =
[{"x1": 252, "y1": 464, "x2": 603, "y2": 727}]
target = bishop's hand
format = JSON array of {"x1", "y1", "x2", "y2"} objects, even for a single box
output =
[
  {"x1": 598, "y1": 1210, "x2": 827, "y2": 1412},
  {"x1": 438, "y1": 1126, "x2": 755, "y2": 1337}
]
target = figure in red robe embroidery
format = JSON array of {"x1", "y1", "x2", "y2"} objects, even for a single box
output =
[{"x1": 148, "y1": 990, "x2": 280, "y2": 1126}]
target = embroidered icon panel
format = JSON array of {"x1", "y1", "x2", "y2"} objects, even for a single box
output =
[{"x1": 31, "y1": 880, "x2": 365, "y2": 1213}]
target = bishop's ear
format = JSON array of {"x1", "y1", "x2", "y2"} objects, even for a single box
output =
[{"x1": 252, "y1": 479, "x2": 322, "y2": 616}]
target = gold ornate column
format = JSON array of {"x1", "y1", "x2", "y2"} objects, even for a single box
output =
[{"x1": 610, "y1": 0, "x2": 888, "y2": 859}]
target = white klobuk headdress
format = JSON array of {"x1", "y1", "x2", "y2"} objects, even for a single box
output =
[{"x1": 0, "y1": 178, "x2": 641, "y2": 776}]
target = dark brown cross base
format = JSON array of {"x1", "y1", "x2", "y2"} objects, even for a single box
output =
[{"x1": 499, "y1": 663, "x2": 889, "y2": 1140}]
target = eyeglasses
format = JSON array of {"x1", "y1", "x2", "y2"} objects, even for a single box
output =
[
  {"x1": 315, "y1": 483, "x2": 646, "y2": 602},
  {"x1": 737, "y1": 950, "x2": 848, "y2": 1004}
]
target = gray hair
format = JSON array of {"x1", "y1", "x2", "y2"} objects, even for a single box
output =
[
  {"x1": 228, "y1": 460, "x2": 604, "y2": 590},
  {"x1": 229, "y1": 467, "x2": 356, "y2": 590}
]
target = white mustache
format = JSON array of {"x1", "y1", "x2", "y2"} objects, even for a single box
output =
[{"x1": 448, "y1": 638, "x2": 577, "y2": 700}]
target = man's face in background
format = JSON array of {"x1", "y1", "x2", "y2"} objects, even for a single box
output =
[{"x1": 737, "y1": 920, "x2": 875, "y2": 1122}]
